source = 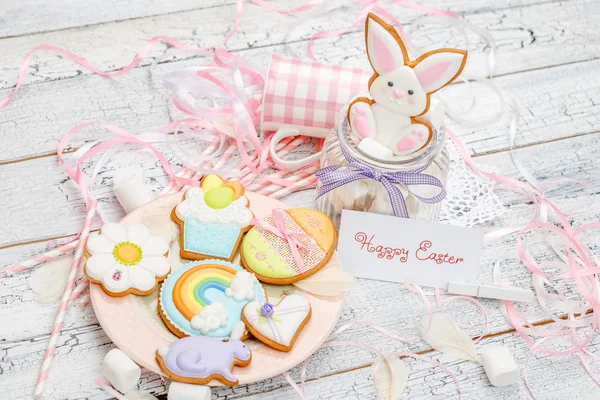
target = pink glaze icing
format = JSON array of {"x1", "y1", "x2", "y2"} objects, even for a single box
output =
[
  {"x1": 417, "y1": 61, "x2": 452, "y2": 88},
  {"x1": 396, "y1": 134, "x2": 418, "y2": 152},
  {"x1": 354, "y1": 116, "x2": 371, "y2": 138}
]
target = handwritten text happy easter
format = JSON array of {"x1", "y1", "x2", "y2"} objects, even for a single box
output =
[{"x1": 354, "y1": 232, "x2": 464, "y2": 265}]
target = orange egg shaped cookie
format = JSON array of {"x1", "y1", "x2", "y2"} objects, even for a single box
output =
[{"x1": 240, "y1": 208, "x2": 337, "y2": 284}]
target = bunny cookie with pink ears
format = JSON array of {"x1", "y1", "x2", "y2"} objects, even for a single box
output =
[{"x1": 349, "y1": 13, "x2": 467, "y2": 156}]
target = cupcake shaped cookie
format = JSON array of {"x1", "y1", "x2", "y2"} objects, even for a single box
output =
[
  {"x1": 172, "y1": 174, "x2": 253, "y2": 261},
  {"x1": 241, "y1": 208, "x2": 338, "y2": 284},
  {"x1": 159, "y1": 260, "x2": 266, "y2": 339}
]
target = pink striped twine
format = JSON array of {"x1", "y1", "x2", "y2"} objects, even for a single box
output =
[
  {"x1": 34, "y1": 201, "x2": 98, "y2": 398},
  {"x1": 3, "y1": 239, "x2": 80, "y2": 276},
  {"x1": 69, "y1": 277, "x2": 90, "y2": 304},
  {"x1": 255, "y1": 166, "x2": 319, "y2": 197},
  {"x1": 182, "y1": 141, "x2": 240, "y2": 190},
  {"x1": 161, "y1": 140, "x2": 221, "y2": 195},
  {"x1": 239, "y1": 135, "x2": 307, "y2": 186},
  {"x1": 270, "y1": 174, "x2": 319, "y2": 199}
]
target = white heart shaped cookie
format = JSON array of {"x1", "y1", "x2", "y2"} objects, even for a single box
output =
[{"x1": 241, "y1": 294, "x2": 311, "y2": 352}]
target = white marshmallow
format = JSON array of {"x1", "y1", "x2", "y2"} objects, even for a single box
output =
[
  {"x1": 358, "y1": 138, "x2": 394, "y2": 160},
  {"x1": 113, "y1": 167, "x2": 153, "y2": 213},
  {"x1": 368, "y1": 191, "x2": 394, "y2": 216},
  {"x1": 332, "y1": 180, "x2": 370, "y2": 213},
  {"x1": 102, "y1": 348, "x2": 141, "y2": 393},
  {"x1": 479, "y1": 345, "x2": 520, "y2": 387},
  {"x1": 168, "y1": 382, "x2": 211, "y2": 400}
]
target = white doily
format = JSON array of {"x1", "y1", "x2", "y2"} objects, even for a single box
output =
[{"x1": 439, "y1": 140, "x2": 504, "y2": 228}]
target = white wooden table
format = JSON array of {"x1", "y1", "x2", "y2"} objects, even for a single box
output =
[{"x1": 2, "y1": 0, "x2": 600, "y2": 399}]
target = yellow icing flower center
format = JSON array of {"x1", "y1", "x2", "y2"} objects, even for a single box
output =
[{"x1": 113, "y1": 242, "x2": 143, "y2": 266}]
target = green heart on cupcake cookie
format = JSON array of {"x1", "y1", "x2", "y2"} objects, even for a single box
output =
[
  {"x1": 201, "y1": 174, "x2": 246, "y2": 210},
  {"x1": 204, "y1": 186, "x2": 234, "y2": 209}
]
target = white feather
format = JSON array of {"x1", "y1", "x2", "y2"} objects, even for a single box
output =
[
  {"x1": 372, "y1": 355, "x2": 408, "y2": 400},
  {"x1": 230, "y1": 321, "x2": 246, "y2": 340},
  {"x1": 125, "y1": 392, "x2": 159, "y2": 400},
  {"x1": 29, "y1": 255, "x2": 83, "y2": 302},
  {"x1": 292, "y1": 268, "x2": 354, "y2": 296},
  {"x1": 419, "y1": 313, "x2": 480, "y2": 363}
]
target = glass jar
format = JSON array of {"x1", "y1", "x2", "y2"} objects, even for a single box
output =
[{"x1": 316, "y1": 111, "x2": 449, "y2": 229}]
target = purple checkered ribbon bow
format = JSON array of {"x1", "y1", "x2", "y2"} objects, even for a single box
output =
[{"x1": 315, "y1": 145, "x2": 446, "y2": 218}]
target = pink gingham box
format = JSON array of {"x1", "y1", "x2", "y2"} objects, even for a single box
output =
[{"x1": 261, "y1": 54, "x2": 371, "y2": 136}]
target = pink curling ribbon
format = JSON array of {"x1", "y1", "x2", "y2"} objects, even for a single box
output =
[
  {"x1": 252, "y1": 209, "x2": 317, "y2": 272},
  {"x1": 299, "y1": 0, "x2": 458, "y2": 61},
  {"x1": 0, "y1": 37, "x2": 204, "y2": 112},
  {"x1": 57, "y1": 122, "x2": 199, "y2": 211},
  {"x1": 378, "y1": 0, "x2": 600, "y2": 385},
  {"x1": 447, "y1": 126, "x2": 600, "y2": 361},
  {"x1": 404, "y1": 281, "x2": 489, "y2": 342},
  {"x1": 282, "y1": 321, "x2": 461, "y2": 400},
  {"x1": 224, "y1": 0, "x2": 326, "y2": 45},
  {"x1": 0, "y1": 36, "x2": 272, "y2": 176}
]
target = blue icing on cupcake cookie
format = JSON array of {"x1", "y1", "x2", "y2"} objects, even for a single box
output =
[{"x1": 182, "y1": 221, "x2": 241, "y2": 259}]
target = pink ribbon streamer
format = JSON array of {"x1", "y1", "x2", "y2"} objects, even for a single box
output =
[
  {"x1": 282, "y1": 321, "x2": 461, "y2": 400},
  {"x1": 404, "y1": 281, "x2": 489, "y2": 342},
  {"x1": 253, "y1": 209, "x2": 317, "y2": 272},
  {"x1": 94, "y1": 377, "x2": 129, "y2": 400},
  {"x1": 447, "y1": 127, "x2": 600, "y2": 358},
  {"x1": 301, "y1": 0, "x2": 458, "y2": 61},
  {"x1": 57, "y1": 122, "x2": 199, "y2": 212},
  {"x1": 0, "y1": 35, "x2": 274, "y2": 177},
  {"x1": 0, "y1": 37, "x2": 203, "y2": 111}
]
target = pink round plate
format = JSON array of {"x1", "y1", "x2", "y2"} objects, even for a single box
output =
[{"x1": 90, "y1": 192, "x2": 344, "y2": 386}]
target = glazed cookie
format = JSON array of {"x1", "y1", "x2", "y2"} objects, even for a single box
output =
[
  {"x1": 172, "y1": 174, "x2": 253, "y2": 261},
  {"x1": 156, "y1": 322, "x2": 251, "y2": 386},
  {"x1": 347, "y1": 13, "x2": 467, "y2": 155},
  {"x1": 242, "y1": 294, "x2": 311, "y2": 352},
  {"x1": 84, "y1": 222, "x2": 170, "y2": 296},
  {"x1": 240, "y1": 208, "x2": 337, "y2": 284},
  {"x1": 159, "y1": 260, "x2": 266, "y2": 339}
]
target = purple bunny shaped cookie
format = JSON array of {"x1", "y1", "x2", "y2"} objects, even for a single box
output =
[{"x1": 156, "y1": 322, "x2": 251, "y2": 386}]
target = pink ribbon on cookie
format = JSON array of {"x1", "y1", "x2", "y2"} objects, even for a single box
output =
[{"x1": 253, "y1": 209, "x2": 317, "y2": 272}]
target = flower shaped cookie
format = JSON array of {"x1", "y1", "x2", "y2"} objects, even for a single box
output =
[{"x1": 85, "y1": 223, "x2": 170, "y2": 296}]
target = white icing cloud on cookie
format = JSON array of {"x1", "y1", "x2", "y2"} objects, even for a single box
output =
[
  {"x1": 190, "y1": 301, "x2": 229, "y2": 334},
  {"x1": 225, "y1": 270, "x2": 258, "y2": 302},
  {"x1": 176, "y1": 187, "x2": 253, "y2": 227}
]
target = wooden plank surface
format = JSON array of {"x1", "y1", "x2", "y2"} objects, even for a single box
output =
[
  {"x1": 2, "y1": 132, "x2": 599, "y2": 399},
  {"x1": 242, "y1": 332, "x2": 600, "y2": 400},
  {"x1": 2, "y1": 56, "x2": 600, "y2": 244},
  {"x1": 1, "y1": 0, "x2": 598, "y2": 163},
  {"x1": 0, "y1": 0, "x2": 549, "y2": 39},
  {"x1": 1, "y1": 0, "x2": 599, "y2": 399}
]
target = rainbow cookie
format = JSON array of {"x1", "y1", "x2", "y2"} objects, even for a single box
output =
[
  {"x1": 172, "y1": 174, "x2": 253, "y2": 261},
  {"x1": 240, "y1": 208, "x2": 338, "y2": 284},
  {"x1": 159, "y1": 260, "x2": 266, "y2": 339}
]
